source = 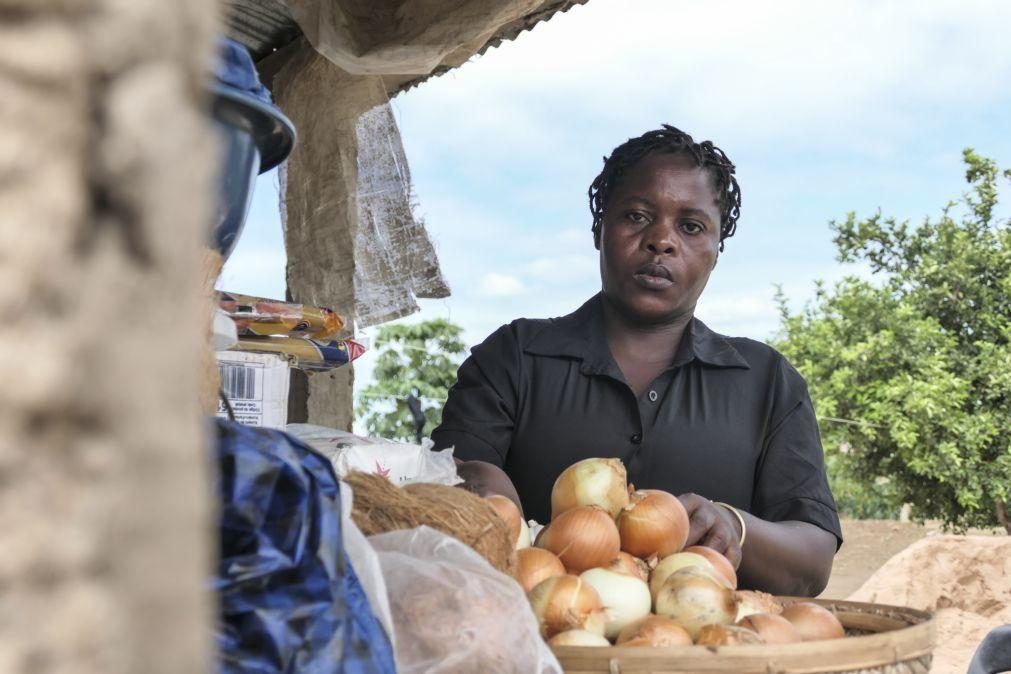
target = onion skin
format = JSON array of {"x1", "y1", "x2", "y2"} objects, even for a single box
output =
[
  {"x1": 737, "y1": 613, "x2": 802, "y2": 644},
  {"x1": 781, "y1": 602, "x2": 845, "y2": 641},
  {"x1": 616, "y1": 615, "x2": 693, "y2": 647},
  {"x1": 538, "y1": 505, "x2": 621, "y2": 574},
  {"x1": 486, "y1": 495, "x2": 523, "y2": 546},
  {"x1": 516, "y1": 547, "x2": 566, "y2": 593},
  {"x1": 650, "y1": 552, "x2": 730, "y2": 603},
  {"x1": 683, "y1": 545, "x2": 737, "y2": 589},
  {"x1": 579, "y1": 568, "x2": 652, "y2": 640},
  {"x1": 734, "y1": 590, "x2": 784, "y2": 621},
  {"x1": 654, "y1": 567, "x2": 738, "y2": 640},
  {"x1": 695, "y1": 624, "x2": 764, "y2": 646},
  {"x1": 527, "y1": 575, "x2": 607, "y2": 639},
  {"x1": 616, "y1": 489, "x2": 689, "y2": 559},
  {"x1": 546, "y1": 630, "x2": 611, "y2": 647},
  {"x1": 551, "y1": 457, "x2": 629, "y2": 519},
  {"x1": 606, "y1": 552, "x2": 650, "y2": 583},
  {"x1": 516, "y1": 518, "x2": 531, "y2": 550}
]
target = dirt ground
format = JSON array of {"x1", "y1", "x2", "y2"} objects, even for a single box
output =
[{"x1": 820, "y1": 520, "x2": 1009, "y2": 674}]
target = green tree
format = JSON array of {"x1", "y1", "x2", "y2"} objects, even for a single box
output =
[
  {"x1": 774, "y1": 150, "x2": 1011, "y2": 532},
  {"x1": 356, "y1": 319, "x2": 467, "y2": 441}
]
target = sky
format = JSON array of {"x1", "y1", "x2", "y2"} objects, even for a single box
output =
[{"x1": 218, "y1": 0, "x2": 1011, "y2": 421}]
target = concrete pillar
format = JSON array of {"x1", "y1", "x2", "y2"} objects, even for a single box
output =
[{"x1": 0, "y1": 1, "x2": 215, "y2": 671}]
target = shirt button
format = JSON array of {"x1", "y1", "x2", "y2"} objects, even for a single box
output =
[
  {"x1": 648, "y1": 390, "x2": 658, "y2": 402},
  {"x1": 630, "y1": 433, "x2": 642, "y2": 444}
]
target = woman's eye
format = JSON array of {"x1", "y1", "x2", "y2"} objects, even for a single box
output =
[
  {"x1": 682, "y1": 221, "x2": 704, "y2": 234},
  {"x1": 626, "y1": 212, "x2": 648, "y2": 224}
]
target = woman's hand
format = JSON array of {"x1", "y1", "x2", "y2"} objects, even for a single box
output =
[
  {"x1": 677, "y1": 493, "x2": 743, "y2": 569},
  {"x1": 455, "y1": 460, "x2": 524, "y2": 513}
]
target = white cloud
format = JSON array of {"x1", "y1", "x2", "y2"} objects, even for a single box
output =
[{"x1": 476, "y1": 272, "x2": 527, "y2": 297}]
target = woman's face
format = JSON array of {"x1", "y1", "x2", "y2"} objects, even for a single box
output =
[{"x1": 598, "y1": 151, "x2": 722, "y2": 326}]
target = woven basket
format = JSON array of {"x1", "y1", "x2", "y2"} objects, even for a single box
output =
[{"x1": 551, "y1": 597, "x2": 934, "y2": 674}]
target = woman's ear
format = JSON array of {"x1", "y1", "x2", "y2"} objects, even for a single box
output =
[{"x1": 593, "y1": 226, "x2": 601, "y2": 251}]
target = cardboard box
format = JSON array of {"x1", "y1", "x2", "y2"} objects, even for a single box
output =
[{"x1": 215, "y1": 351, "x2": 290, "y2": 428}]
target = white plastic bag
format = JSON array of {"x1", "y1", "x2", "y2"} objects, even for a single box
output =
[
  {"x1": 286, "y1": 423, "x2": 462, "y2": 486},
  {"x1": 369, "y1": 526, "x2": 563, "y2": 674}
]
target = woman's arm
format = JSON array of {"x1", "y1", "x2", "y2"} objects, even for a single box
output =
[{"x1": 679, "y1": 494, "x2": 836, "y2": 596}]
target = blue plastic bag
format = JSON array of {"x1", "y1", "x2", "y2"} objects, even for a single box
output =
[{"x1": 212, "y1": 419, "x2": 397, "y2": 674}]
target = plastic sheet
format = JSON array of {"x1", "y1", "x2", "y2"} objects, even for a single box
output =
[
  {"x1": 286, "y1": 423, "x2": 462, "y2": 486},
  {"x1": 369, "y1": 526, "x2": 563, "y2": 674},
  {"x1": 212, "y1": 419, "x2": 396, "y2": 674}
]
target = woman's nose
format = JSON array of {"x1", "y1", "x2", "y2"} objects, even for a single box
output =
[{"x1": 644, "y1": 221, "x2": 676, "y2": 255}]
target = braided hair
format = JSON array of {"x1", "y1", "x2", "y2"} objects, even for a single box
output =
[{"x1": 588, "y1": 125, "x2": 741, "y2": 251}]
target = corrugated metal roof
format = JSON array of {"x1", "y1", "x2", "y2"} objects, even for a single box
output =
[
  {"x1": 223, "y1": 0, "x2": 302, "y2": 61},
  {"x1": 224, "y1": 0, "x2": 590, "y2": 85}
]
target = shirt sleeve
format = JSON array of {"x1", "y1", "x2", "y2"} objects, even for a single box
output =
[
  {"x1": 751, "y1": 355, "x2": 844, "y2": 549},
  {"x1": 430, "y1": 324, "x2": 522, "y2": 467}
]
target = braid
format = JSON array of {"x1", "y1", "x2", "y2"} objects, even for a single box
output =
[{"x1": 588, "y1": 125, "x2": 741, "y2": 251}]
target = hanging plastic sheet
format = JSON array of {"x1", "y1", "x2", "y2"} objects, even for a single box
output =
[{"x1": 212, "y1": 419, "x2": 396, "y2": 674}]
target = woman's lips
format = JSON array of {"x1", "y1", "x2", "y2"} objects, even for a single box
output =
[{"x1": 633, "y1": 263, "x2": 674, "y2": 289}]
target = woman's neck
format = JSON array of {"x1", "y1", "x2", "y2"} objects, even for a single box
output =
[{"x1": 600, "y1": 296, "x2": 692, "y2": 368}]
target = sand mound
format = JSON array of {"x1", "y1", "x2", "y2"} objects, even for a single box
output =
[{"x1": 847, "y1": 535, "x2": 1011, "y2": 674}]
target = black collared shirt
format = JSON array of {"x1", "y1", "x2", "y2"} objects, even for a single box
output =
[{"x1": 432, "y1": 295, "x2": 842, "y2": 546}]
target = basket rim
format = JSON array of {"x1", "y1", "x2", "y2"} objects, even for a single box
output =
[{"x1": 551, "y1": 596, "x2": 935, "y2": 672}]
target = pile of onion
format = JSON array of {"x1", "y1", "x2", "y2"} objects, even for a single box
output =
[
  {"x1": 520, "y1": 456, "x2": 852, "y2": 652},
  {"x1": 550, "y1": 457, "x2": 629, "y2": 519},
  {"x1": 537, "y1": 505, "x2": 620, "y2": 573},
  {"x1": 616, "y1": 489, "x2": 690, "y2": 559}
]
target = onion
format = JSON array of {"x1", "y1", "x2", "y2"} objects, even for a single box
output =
[
  {"x1": 684, "y1": 546, "x2": 737, "y2": 589},
  {"x1": 654, "y1": 567, "x2": 737, "y2": 640},
  {"x1": 737, "y1": 613, "x2": 801, "y2": 644},
  {"x1": 527, "y1": 575, "x2": 607, "y2": 639},
  {"x1": 606, "y1": 552, "x2": 650, "y2": 583},
  {"x1": 546, "y1": 630, "x2": 611, "y2": 647},
  {"x1": 616, "y1": 615, "x2": 693, "y2": 647},
  {"x1": 486, "y1": 495, "x2": 523, "y2": 546},
  {"x1": 517, "y1": 518, "x2": 531, "y2": 550},
  {"x1": 516, "y1": 547, "x2": 566, "y2": 593},
  {"x1": 781, "y1": 602, "x2": 845, "y2": 641},
  {"x1": 610, "y1": 487, "x2": 691, "y2": 561},
  {"x1": 649, "y1": 552, "x2": 731, "y2": 603},
  {"x1": 579, "y1": 568, "x2": 652, "y2": 640},
  {"x1": 695, "y1": 624, "x2": 763, "y2": 646},
  {"x1": 551, "y1": 457, "x2": 629, "y2": 519},
  {"x1": 537, "y1": 505, "x2": 621, "y2": 574},
  {"x1": 616, "y1": 489, "x2": 689, "y2": 559},
  {"x1": 734, "y1": 590, "x2": 783, "y2": 621}
]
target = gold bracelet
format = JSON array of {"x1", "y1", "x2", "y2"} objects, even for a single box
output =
[{"x1": 714, "y1": 501, "x2": 747, "y2": 547}]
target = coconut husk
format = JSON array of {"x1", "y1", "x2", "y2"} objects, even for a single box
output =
[{"x1": 344, "y1": 471, "x2": 516, "y2": 576}]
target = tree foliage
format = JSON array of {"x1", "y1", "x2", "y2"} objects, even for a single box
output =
[
  {"x1": 774, "y1": 150, "x2": 1011, "y2": 532},
  {"x1": 356, "y1": 319, "x2": 467, "y2": 442}
]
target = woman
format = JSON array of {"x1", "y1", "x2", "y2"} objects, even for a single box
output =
[{"x1": 432, "y1": 125, "x2": 841, "y2": 596}]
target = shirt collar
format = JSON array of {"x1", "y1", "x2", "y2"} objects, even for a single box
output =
[{"x1": 523, "y1": 294, "x2": 751, "y2": 372}]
